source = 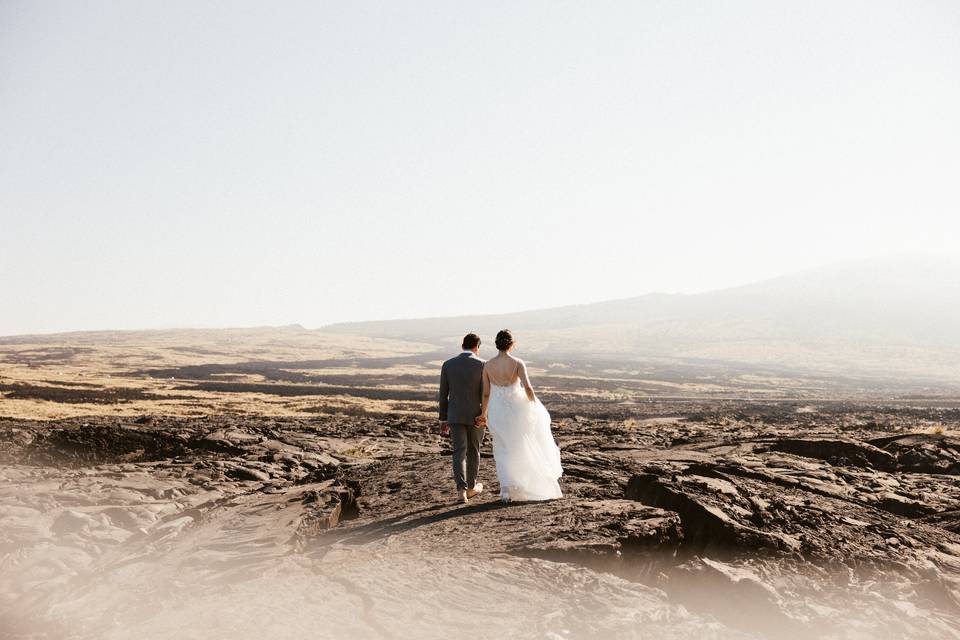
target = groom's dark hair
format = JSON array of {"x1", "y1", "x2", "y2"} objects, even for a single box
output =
[{"x1": 462, "y1": 333, "x2": 481, "y2": 350}]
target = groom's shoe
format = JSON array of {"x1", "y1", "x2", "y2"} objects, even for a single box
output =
[
  {"x1": 466, "y1": 483, "x2": 484, "y2": 499},
  {"x1": 457, "y1": 489, "x2": 468, "y2": 504}
]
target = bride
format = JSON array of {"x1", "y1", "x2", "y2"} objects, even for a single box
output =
[{"x1": 478, "y1": 330, "x2": 562, "y2": 502}]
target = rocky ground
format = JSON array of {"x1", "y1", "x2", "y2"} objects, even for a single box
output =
[{"x1": 2, "y1": 402, "x2": 960, "y2": 638}]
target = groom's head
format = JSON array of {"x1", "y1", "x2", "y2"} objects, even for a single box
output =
[{"x1": 462, "y1": 333, "x2": 481, "y2": 353}]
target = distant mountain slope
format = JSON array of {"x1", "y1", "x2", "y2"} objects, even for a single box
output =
[{"x1": 324, "y1": 255, "x2": 960, "y2": 382}]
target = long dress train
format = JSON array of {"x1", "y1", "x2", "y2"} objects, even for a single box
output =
[{"x1": 486, "y1": 381, "x2": 562, "y2": 501}]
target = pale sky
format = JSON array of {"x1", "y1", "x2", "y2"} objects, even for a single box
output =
[{"x1": 2, "y1": 1, "x2": 958, "y2": 336}]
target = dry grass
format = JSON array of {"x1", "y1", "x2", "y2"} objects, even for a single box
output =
[
  {"x1": 4, "y1": 326, "x2": 953, "y2": 421},
  {"x1": 0, "y1": 327, "x2": 436, "y2": 420}
]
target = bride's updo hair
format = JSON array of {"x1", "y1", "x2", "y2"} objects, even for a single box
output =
[{"x1": 495, "y1": 329, "x2": 514, "y2": 351}]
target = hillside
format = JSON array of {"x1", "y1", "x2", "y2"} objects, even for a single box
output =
[{"x1": 325, "y1": 255, "x2": 960, "y2": 384}]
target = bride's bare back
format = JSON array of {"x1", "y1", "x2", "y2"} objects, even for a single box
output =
[
  {"x1": 481, "y1": 353, "x2": 536, "y2": 418},
  {"x1": 484, "y1": 353, "x2": 521, "y2": 386}
]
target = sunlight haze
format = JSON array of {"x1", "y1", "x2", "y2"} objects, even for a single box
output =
[{"x1": 2, "y1": 1, "x2": 958, "y2": 335}]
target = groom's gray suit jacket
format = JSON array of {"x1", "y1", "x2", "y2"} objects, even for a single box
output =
[{"x1": 439, "y1": 352, "x2": 485, "y2": 425}]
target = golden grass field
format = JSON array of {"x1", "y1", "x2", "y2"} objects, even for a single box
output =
[
  {"x1": 0, "y1": 327, "x2": 440, "y2": 419},
  {"x1": 2, "y1": 325, "x2": 956, "y2": 422}
]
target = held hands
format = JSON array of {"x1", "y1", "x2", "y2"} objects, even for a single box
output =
[{"x1": 439, "y1": 419, "x2": 488, "y2": 433}]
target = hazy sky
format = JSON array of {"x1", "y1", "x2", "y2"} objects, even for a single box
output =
[{"x1": 2, "y1": 1, "x2": 958, "y2": 335}]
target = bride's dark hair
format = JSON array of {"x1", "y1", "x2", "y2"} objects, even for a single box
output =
[{"x1": 495, "y1": 329, "x2": 514, "y2": 351}]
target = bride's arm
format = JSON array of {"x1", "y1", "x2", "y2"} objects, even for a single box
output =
[{"x1": 518, "y1": 360, "x2": 536, "y2": 402}]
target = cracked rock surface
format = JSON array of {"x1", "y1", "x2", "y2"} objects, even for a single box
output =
[{"x1": 2, "y1": 402, "x2": 960, "y2": 638}]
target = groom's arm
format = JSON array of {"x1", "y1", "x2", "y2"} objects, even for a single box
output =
[{"x1": 438, "y1": 364, "x2": 450, "y2": 433}]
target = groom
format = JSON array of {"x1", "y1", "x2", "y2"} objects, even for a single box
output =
[{"x1": 438, "y1": 333, "x2": 486, "y2": 503}]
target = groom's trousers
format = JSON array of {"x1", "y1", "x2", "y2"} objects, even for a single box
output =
[{"x1": 450, "y1": 423, "x2": 484, "y2": 491}]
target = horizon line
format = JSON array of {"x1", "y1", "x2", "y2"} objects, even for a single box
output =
[{"x1": 1, "y1": 251, "x2": 953, "y2": 339}]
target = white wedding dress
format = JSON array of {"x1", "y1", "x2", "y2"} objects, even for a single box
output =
[{"x1": 486, "y1": 381, "x2": 563, "y2": 502}]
